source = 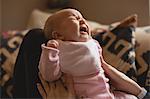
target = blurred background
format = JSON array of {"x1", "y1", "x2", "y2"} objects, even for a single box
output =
[
  {"x1": 0, "y1": 0, "x2": 150, "y2": 32},
  {"x1": 0, "y1": 0, "x2": 150, "y2": 98}
]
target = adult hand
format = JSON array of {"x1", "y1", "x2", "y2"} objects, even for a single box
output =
[{"x1": 37, "y1": 72, "x2": 76, "y2": 99}]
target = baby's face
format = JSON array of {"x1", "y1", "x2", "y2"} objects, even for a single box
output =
[{"x1": 54, "y1": 9, "x2": 91, "y2": 42}]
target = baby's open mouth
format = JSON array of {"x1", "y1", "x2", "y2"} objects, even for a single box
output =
[{"x1": 80, "y1": 26, "x2": 88, "y2": 33}]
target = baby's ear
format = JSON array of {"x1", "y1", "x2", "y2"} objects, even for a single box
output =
[
  {"x1": 52, "y1": 31, "x2": 64, "y2": 39},
  {"x1": 52, "y1": 31, "x2": 58, "y2": 39}
]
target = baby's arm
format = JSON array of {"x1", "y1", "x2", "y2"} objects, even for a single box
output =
[
  {"x1": 39, "y1": 40, "x2": 62, "y2": 82},
  {"x1": 100, "y1": 55, "x2": 147, "y2": 98}
]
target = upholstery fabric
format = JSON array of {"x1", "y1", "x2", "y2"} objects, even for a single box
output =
[
  {"x1": 135, "y1": 26, "x2": 150, "y2": 97},
  {"x1": 0, "y1": 30, "x2": 28, "y2": 98},
  {"x1": 93, "y1": 25, "x2": 137, "y2": 80}
]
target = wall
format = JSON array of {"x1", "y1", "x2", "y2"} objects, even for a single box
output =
[
  {"x1": 1, "y1": 0, "x2": 48, "y2": 32},
  {"x1": 149, "y1": 0, "x2": 150, "y2": 24},
  {"x1": 1, "y1": 0, "x2": 149, "y2": 32},
  {"x1": 70, "y1": 0, "x2": 149, "y2": 26},
  {"x1": 0, "y1": 0, "x2": 2, "y2": 32}
]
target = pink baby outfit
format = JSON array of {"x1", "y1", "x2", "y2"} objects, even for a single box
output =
[{"x1": 39, "y1": 39, "x2": 137, "y2": 99}]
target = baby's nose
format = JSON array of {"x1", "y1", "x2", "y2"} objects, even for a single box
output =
[{"x1": 79, "y1": 18, "x2": 86, "y2": 25}]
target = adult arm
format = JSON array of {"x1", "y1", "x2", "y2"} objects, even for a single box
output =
[
  {"x1": 13, "y1": 29, "x2": 48, "y2": 98},
  {"x1": 100, "y1": 55, "x2": 144, "y2": 97}
]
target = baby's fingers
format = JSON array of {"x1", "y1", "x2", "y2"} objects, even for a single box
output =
[{"x1": 47, "y1": 40, "x2": 59, "y2": 48}]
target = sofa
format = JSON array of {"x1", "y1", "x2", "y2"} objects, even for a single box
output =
[{"x1": 0, "y1": 9, "x2": 149, "y2": 98}]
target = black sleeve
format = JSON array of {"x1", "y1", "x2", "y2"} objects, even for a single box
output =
[{"x1": 12, "y1": 28, "x2": 48, "y2": 98}]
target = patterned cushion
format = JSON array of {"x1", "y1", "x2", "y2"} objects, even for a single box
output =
[
  {"x1": 93, "y1": 15, "x2": 137, "y2": 80},
  {"x1": 135, "y1": 26, "x2": 150, "y2": 97},
  {"x1": 0, "y1": 30, "x2": 28, "y2": 98}
]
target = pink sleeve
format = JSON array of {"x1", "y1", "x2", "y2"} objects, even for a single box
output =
[
  {"x1": 93, "y1": 39, "x2": 102, "y2": 55},
  {"x1": 38, "y1": 44, "x2": 62, "y2": 82}
]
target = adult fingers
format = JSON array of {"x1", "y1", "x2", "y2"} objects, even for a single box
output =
[
  {"x1": 64, "y1": 74, "x2": 75, "y2": 96},
  {"x1": 38, "y1": 72, "x2": 50, "y2": 93},
  {"x1": 37, "y1": 83, "x2": 47, "y2": 99},
  {"x1": 47, "y1": 82, "x2": 57, "y2": 99}
]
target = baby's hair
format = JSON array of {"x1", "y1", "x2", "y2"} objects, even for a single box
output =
[
  {"x1": 44, "y1": 15, "x2": 54, "y2": 39},
  {"x1": 44, "y1": 8, "x2": 81, "y2": 39},
  {"x1": 63, "y1": 7, "x2": 80, "y2": 12}
]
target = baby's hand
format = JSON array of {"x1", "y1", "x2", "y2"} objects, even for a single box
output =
[{"x1": 47, "y1": 40, "x2": 59, "y2": 49}]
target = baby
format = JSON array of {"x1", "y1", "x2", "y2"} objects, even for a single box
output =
[{"x1": 39, "y1": 8, "x2": 147, "y2": 99}]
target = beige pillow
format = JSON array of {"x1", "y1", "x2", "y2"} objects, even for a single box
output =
[
  {"x1": 27, "y1": 9, "x2": 108, "y2": 31},
  {"x1": 27, "y1": 9, "x2": 52, "y2": 29}
]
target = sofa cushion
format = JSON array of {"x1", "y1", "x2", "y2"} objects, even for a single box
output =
[
  {"x1": 93, "y1": 15, "x2": 137, "y2": 80},
  {"x1": 0, "y1": 30, "x2": 28, "y2": 98},
  {"x1": 135, "y1": 26, "x2": 150, "y2": 96}
]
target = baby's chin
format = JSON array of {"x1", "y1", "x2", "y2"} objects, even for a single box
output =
[
  {"x1": 62, "y1": 35, "x2": 92, "y2": 42},
  {"x1": 79, "y1": 35, "x2": 92, "y2": 42}
]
